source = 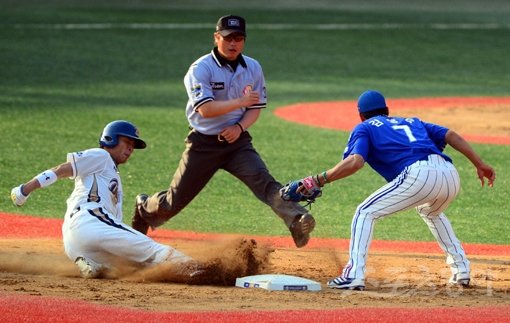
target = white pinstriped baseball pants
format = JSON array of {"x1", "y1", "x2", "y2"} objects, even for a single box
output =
[
  {"x1": 341, "y1": 154, "x2": 470, "y2": 280},
  {"x1": 62, "y1": 206, "x2": 190, "y2": 270}
]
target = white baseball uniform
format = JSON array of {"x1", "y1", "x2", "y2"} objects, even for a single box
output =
[{"x1": 62, "y1": 148, "x2": 189, "y2": 270}]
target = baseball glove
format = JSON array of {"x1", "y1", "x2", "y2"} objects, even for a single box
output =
[{"x1": 280, "y1": 176, "x2": 322, "y2": 205}]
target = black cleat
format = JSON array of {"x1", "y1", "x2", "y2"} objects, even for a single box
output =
[{"x1": 289, "y1": 213, "x2": 316, "y2": 248}]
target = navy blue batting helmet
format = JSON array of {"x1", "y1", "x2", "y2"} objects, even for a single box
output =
[
  {"x1": 357, "y1": 90, "x2": 388, "y2": 113},
  {"x1": 99, "y1": 120, "x2": 146, "y2": 149}
]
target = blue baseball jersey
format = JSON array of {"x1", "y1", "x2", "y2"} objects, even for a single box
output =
[
  {"x1": 343, "y1": 116, "x2": 452, "y2": 182},
  {"x1": 184, "y1": 49, "x2": 267, "y2": 135}
]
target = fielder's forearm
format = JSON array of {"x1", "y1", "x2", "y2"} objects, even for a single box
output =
[
  {"x1": 445, "y1": 130, "x2": 484, "y2": 168},
  {"x1": 325, "y1": 154, "x2": 365, "y2": 183}
]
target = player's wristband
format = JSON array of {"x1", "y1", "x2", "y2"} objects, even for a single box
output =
[
  {"x1": 321, "y1": 171, "x2": 329, "y2": 183},
  {"x1": 35, "y1": 170, "x2": 58, "y2": 188},
  {"x1": 314, "y1": 174, "x2": 323, "y2": 187},
  {"x1": 235, "y1": 122, "x2": 244, "y2": 132}
]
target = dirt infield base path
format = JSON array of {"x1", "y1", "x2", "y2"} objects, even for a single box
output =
[{"x1": 1, "y1": 213, "x2": 510, "y2": 322}]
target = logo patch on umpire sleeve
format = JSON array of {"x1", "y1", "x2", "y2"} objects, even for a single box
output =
[
  {"x1": 210, "y1": 82, "x2": 225, "y2": 90},
  {"x1": 191, "y1": 83, "x2": 203, "y2": 98}
]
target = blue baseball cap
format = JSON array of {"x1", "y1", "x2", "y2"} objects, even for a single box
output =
[{"x1": 357, "y1": 90, "x2": 388, "y2": 113}]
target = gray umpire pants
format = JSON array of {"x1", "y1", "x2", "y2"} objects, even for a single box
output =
[{"x1": 140, "y1": 130, "x2": 308, "y2": 229}]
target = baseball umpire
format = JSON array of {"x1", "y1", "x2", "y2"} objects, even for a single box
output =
[
  {"x1": 285, "y1": 90, "x2": 495, "y2": 290},
  {"x1": 131, "y1": 15, "x2": 315, "y2": 247}
]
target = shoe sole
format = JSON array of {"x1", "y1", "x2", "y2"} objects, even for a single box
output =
[
  {"x1": 300, "y1": 213, "x2": 316, "y2": 234},
  {"x1": 327, "y1": 277, "x2": 365, "y2": 290},
  {"x1": 450, "y1": 278, "x2": 470, "y2": 287},
  {"x1": 189, "y1": 269, "x2": 206, "y2": 278},
  {"x1": 290, "y1": 213, "x2": 316, "y2": 248},
  {"x1": 327, "y1": 284, "x2": 365, "y2": 291}
]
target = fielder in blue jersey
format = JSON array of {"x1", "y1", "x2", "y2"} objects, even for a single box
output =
[
  {"x1": 132, "y1": 15, "x2": 315, "y2": 247},
  {"x1": 297, "y1": 90, "x2": 495, "y2": 290}
]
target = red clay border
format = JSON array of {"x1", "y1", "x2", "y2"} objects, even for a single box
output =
[
  {"x1": 274, "y1": 97, "x2": 510, "y2": 145},
  {"x1": 1, "y1": 292, "x2": 510, "y2": 323}
]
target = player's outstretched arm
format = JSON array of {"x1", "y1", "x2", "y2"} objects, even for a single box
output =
[
  {"x1": 11, "y1": 162, "x2": 73, "y2": 206},
  {"x1": 445, "y1": 130, "x2": 496, "y2": 187},
  {"x1": 323, "y1": 154, "x2": 365, "y2": 184}
]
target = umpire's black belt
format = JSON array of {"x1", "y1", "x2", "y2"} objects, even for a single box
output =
[{"x1": 189, "y1": 128, "x2": 229, "y2": 143}]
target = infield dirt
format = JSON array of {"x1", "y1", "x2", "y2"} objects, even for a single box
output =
[{"x1": 1, "y1": 234, "x2": 510, "y2": 312}]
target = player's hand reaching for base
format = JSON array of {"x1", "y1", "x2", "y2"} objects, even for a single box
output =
[{"x1": 11, "y1": 185, "x2": 30, "y2": 206}]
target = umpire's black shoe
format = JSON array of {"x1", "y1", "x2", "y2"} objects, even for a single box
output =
[
  {"x1": 132, "y1": 194, "x2": 150, "y2": 235},
  {"x1": 289, "y1": 213, "x2": 316, "y2": 248}
]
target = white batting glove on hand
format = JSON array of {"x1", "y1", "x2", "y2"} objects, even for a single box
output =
[{"x1": 11, "y1": 185, "x2": 29, "y2": 206}]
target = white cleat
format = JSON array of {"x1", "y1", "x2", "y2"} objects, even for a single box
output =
[
  {"x1": 74, "y1": 257, "x2": 103, "y2": 279},
  {"x1": 327, "y1": 277, "x2": 365, "y2": 290},
  {"x1": 449, "y1": 272, "x2": 470, "y2": 286}
]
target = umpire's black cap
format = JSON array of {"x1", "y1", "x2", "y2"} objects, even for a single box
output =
[{"x1": 216, "y1": 15, "x2": 246, "y2": 36}]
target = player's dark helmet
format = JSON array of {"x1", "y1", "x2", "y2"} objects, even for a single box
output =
[{"x1": 99, "y1": 120, "x2": 146, "y2": 149}]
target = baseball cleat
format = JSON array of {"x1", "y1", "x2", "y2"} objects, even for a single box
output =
[
  {"x1": 178, "y1": 261, "x2": 207, "y2": 278},
  {"x1": 132, "y1": 194, "x2": 150, "y2": 235},
  {"x1": 75, "y1": 257, "x2": 103, "y2": 279},
  {"x1": 449, "y1": 272, "x2": 470, "y2": 286},
  {"x1": 289, "y1": 213, "x2": 316, "y2": 248},
  {"x1": 327, "y1": 277, "x2": 365, "y2": 290}
]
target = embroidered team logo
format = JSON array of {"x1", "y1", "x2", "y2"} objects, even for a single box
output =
[{"x1": 191, "y1": 83, "x2": 203, "y2": 98}]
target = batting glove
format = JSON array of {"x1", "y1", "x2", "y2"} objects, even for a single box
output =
[
  {"x1": 301, "y1": 176, "x2": 321, "y2": 195},
  {"x1": 11, "y1": 185, "x2": 29, "y2": 206}
]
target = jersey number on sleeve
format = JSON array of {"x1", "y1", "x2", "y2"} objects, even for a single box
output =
[{"x1": 392, "y1": 125, "x2": 417, "y2": 142}]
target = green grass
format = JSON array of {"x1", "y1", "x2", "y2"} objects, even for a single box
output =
[{"x1": 1, "y1": 0, "x2": 509, "y2": 245}]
